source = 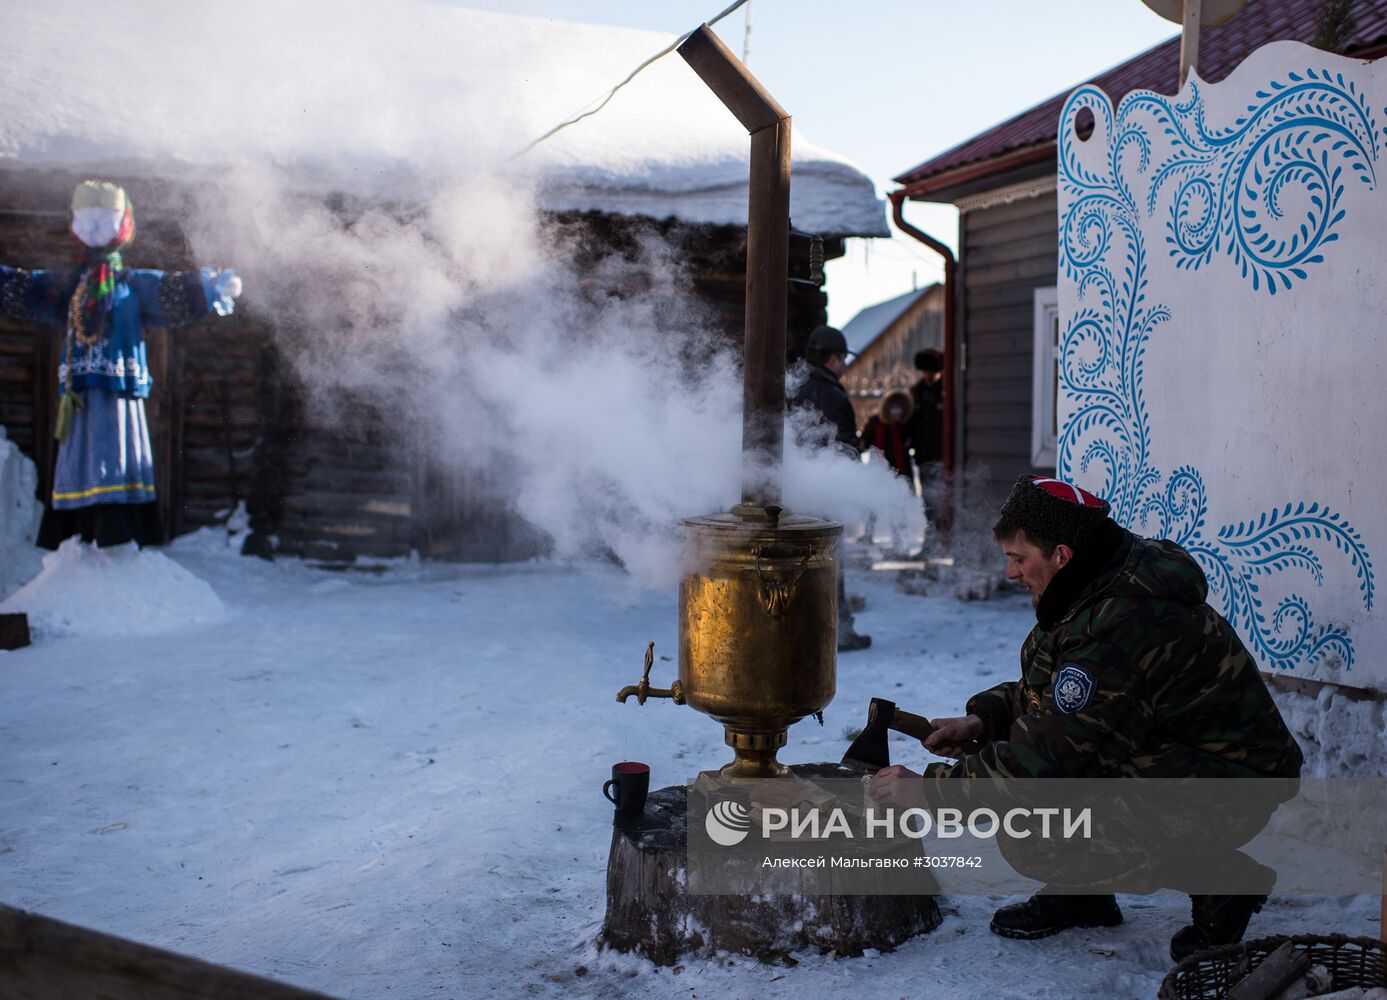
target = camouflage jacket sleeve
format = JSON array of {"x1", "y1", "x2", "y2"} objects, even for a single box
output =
[
  {"x1": 965, "y1": 681, "x2": 1018, "y2": 743},
  {"x1": 926, "y1": 632, "x2": 1156, "y2": 782}
]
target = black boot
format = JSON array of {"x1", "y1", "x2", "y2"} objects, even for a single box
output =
[
  {"x1": 990, "y1": 892, "x2": 1123, "y2": 940},
  {"x1": 1169, "y1": 894, "x2": 1267, "y2": 962}
]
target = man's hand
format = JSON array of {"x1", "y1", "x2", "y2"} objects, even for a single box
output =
[
  {"x1": 867, "y1": 764, "x2": 925, "y2": 809},
  {"x1": 923, "y1": 714, "x2": 985, "y2": 758}
]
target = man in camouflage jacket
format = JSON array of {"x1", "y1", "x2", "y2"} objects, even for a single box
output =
[{"x1": 870, "y1": 474, "x2": 1303, "y2": 961}]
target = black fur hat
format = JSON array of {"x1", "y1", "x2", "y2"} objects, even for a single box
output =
[
  {"x1": 914, "y1": 348, "x2": 943, "y2": 373},
  {"x1": 996, "y1": 474, "x2": 1112, "y2": 549}
]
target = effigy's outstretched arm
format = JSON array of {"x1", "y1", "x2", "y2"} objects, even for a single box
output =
[
  {"x1": 126, "y1": 267, "x2": 242, "y2": 329},
  {"x1": 0, "y1": 266, "x2": 68, "y2": 326}
]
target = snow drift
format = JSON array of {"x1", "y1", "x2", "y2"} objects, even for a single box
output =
[
  {"x1": 0, "y1": 427, "x2": 43, "y2": 601},
  {"x1": 1, "y1": 538, "x2": 226, "y2": 638}
]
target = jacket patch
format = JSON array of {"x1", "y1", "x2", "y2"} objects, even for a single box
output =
[{"x1": 1053, "y1": 663, "x2": 1096, "y2": 714}]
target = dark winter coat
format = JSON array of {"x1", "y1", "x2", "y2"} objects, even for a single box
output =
[
  {"x1": 927, "y1": 522, "x2": 1304, "y2": 783},
  {"x1": 909, "y1": 375, "x2": 943, "y2": 466},
  {"x1": 789, "y1": 362, "x2": 858, "y2": 454},
  {"x1": 860, "y1": 390, "x2": 915, "y2": 478}
]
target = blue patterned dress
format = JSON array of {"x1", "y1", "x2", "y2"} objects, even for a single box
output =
[{"x1": 0, "y1": 264, "x2": 237, "y2": 547}]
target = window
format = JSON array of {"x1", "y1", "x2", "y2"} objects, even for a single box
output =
[{"x1": 1031, "y1": 286, "x2": 1059, "y2": 468}]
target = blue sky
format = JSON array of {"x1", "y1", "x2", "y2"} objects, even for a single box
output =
[{"x1": 453, "y1": 0, "x2": 1181, "y2": 323}]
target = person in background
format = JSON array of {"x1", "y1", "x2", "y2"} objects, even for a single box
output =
[
  {"x1": 788, "y1": 324, "x2": 870, "y2": 651},
  {"x1": 789, "y1": 324, "x2": 859, "y2": 454},
  {"x1": 0, "y1": 180, "x2": 243, "y2": 549},
  {"x1": 860, "y1": 389, "x2": 915, "y2": 480},
  {"x1": 859, "y1": 389, "x2": 916, "y2": 555},
  {"x1": 909, "y1": 348, "x2": 945, "y2": 545}
]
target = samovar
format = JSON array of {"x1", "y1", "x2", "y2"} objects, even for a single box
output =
[
  {"x1": 619, "y1": 505, "x2": 839, "y2": 779},
  {"x1": 615, "y1": 26, "x2": 842, "y2": 780}
]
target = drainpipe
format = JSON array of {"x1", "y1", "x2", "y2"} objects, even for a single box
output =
[{"x1": 889, "y1": 189, "x2": 956, "y2": 538}]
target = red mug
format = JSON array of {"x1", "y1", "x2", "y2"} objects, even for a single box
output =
[{"x1": 603, "y1": 761, "x2": 650, "y2": 819}]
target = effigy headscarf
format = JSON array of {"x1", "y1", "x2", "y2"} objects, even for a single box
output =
[
  {"x1": 68, "y1": 180, "x2": 136, "y2": 346},
  {"x1": 56, "y1": 181, "x2": 137, "y2": 443}
]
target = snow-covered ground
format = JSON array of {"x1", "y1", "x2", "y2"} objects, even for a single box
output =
[{"x1": 0, "y1": 533, "x2": 1378, "y2": 999}]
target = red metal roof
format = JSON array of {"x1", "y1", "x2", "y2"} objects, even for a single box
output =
[{"x1": 895, "y1": 0, "x2": 1387, "y2": 190}]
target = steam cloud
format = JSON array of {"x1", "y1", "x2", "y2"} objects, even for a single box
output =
[{"x1": 183, "y1": 164, "x2": 921, "y2": 587}]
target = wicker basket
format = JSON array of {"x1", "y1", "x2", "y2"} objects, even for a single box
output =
[
  {"x1": 1160, "y1": 933, "x2": 1387, "y2": 1000},
  {"x1": 0, "y1": 613, "x2": 29, "y2": 651}
]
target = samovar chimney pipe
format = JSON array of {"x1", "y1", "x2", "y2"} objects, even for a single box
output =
[{"x1": 678, "y1": 24, "x2": 792, "y2": 509}]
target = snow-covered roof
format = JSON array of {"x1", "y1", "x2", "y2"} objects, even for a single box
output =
[{"x1": 0, "y1": 1, "x2": 887, "y2": 237}]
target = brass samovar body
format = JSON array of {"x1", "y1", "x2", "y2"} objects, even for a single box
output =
[{"x1": 679, "y1": 510, "x2": 840, "y2": 779}]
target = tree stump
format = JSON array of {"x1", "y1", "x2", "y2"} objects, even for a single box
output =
[{"x1": 598, "y1": 764, "x2": 942, "y2": 965}]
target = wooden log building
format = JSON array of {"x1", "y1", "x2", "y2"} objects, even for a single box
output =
[{"x1": 839, "y1": 283, "x2": 944, "y2": 428}]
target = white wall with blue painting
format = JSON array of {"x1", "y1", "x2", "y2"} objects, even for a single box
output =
[{"x1": 1057, "y1": 40, "x2": 1381, "y2": 693}]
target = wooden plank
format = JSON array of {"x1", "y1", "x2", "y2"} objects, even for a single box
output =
[
  {"x1": 281, "y1": 491, "x2": 413, "y2": 520},
  {"x1": 183, "y1": 407, "x2": 261, "y2": 431},
  {"x1": 0, "y1": 903, "x2": 341, "y2": 1000},
  {"x1": 965, "y1": 428, "x2": 1036, "y2": 456},
  {"x1": 964, "y1": 209, "x2": 1057, "y2": 246},
  {"x1": 964, "y1": 192, "x2": 1058, "y2": 232},
  {"x1": 966, "y1": 307, "x2": 1032, "y2": 337},
  {"x1": 966, "y1": 375, "x2": 1032, "y2": 397},
  {"x1": 967, "y1": 255, "x2": 1059, "y2": 290},
  {"x1": 970, "y1": 391, "x2": 1037, "y2": 413},
  {"x1": 177, "y1": 502, "x2": 230, "y2": 521},
  {"x1": 1226, "y1": 940, "x2": 1311, "y2": 1000},
  {"x1": 962, "y1": 407, "x2": 1031, "y2": 431},
  {"x1": 285, "y1": 508, "x2": 414, "y2": 532},
  {"x1": 964, "y1": 283, "x2": 1046, "y2": 312},
  {"x1": 967, "y1": 329, "x2": 1033, "y2": 356},
  {"x1": 180, "y1": 446, "x2": 245, "y2": 470},
  {"x1": 287, "y1": 464, "x2": 413, "y2": 496},
  {"x1": 273, "y1": 529, "x2": 411, "y2": 560},
  {"x1": 285, "y1": 437, "x2": 401, "y2": 468},
  {"x1": 3, "y1": 426, "x2": 33, "y2": 451},
  {"x1": 965, "y1": 355, "x2": 1034, "y2": 380},
  {"x1": 0, "y1": 332, "x2": 36, "y2": 357},
  {"x1": 181, "y1": 429, "x2": 258, "y2": 450},
  {"x1": 0, "y1": 398, "x2": 36, "y2": 421},
  {"x1": 963, "y1": 419, "x2": 1032, "y2": 444},
  {"x1": 182, "y1": 385, "x2": 263, "y2": 406},
  {"x1": 965, "y1": 384, "x2": 1032, "y2": 409},
  {"x1": 966, "y1": 200, "x2": 1057, "y2": 236},
  {"x1": 0, "y1": 359, "x2": 33, "y2": 382},
  {"x1": 966, "y1": 235, "x2": 1060, "y2": 270}
]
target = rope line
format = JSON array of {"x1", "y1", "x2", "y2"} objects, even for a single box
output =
[{"x1": 511, "y1": 0, "x2": 750, "y2": 160}]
